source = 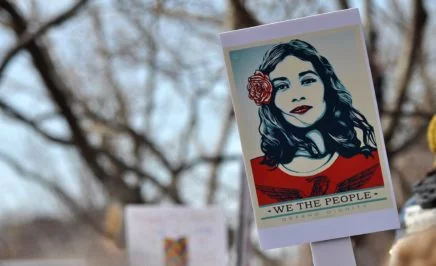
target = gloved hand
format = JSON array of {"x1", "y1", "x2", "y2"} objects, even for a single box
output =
[{"x1": 389, "y1": 226, "x2": 436, "y2": 266}]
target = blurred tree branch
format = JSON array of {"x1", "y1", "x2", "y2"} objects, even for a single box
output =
[
  {"x1": 388, "y1": 47, "x2": 435, "y2": 159},
  {"x1": 384, "y1": 0, "x2": 427, "y2": 146},
  {"x1": 0, "y1": 0, "x2": 89, "y2": 81},
  {"x1": 364, "y1": 0, "x2": 384, "y2": 110},
  {"x1": 206, "y1": 104, "x2": 234, "y2": 204},
  {"x1": 389, "y1": 124, "x2": 428, "y2": 160},
  {"x1": 227, "y1": 0, "x2": 260, "y2": 30},
  {"x1": 0, "y1": 97, "x2": 179, "y2": 203},
  {"x1": 81, "y1": 102, "x2": 241, "y2": 177},
  {"x1": 383, "y1": 109, "x2": 434, "y2": 120},
  {"x1": 80, "y1": 105, "x2": 176, "y2": 173},
  {"x1": 149, "y1": 5, "x2": 224, "y2": 26},
  {"x1": 0, "y1": 0, "x2": 149, "y2": 204},
  {"x1": 205, "y1": 0, "x2": 261, "y2": 205},
  {"x1": 0, "y1": 151, "x2": 112, "y2": 240},
  {"x1": 177, "y1": 154, "x2": 241, "y2": 174},
  {"x1": 1, "y1": 0, "x2": 111, "y2": 184},
  {"x1": 337, "y1": 0, "x2": 349, "y2": 10},
  {"x1": 0, "y1": 99, "x2": 71, "y2": 145}
]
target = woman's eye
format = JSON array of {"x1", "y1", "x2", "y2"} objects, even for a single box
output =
[
  {"x1": 276, "y1": 84, "x2": 289, "y2": 90},
  {"x1": 301, "y1": 78, "x2": 317, "y2": 85}
]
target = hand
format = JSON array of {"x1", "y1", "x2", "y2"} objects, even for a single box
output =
[{"x1": 389, "y1": 226, "x2": 436, "y2": 266}]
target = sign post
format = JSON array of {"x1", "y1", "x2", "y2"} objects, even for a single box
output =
[
  {"x1": 311, "y1": 237, "x2": 356, "y2": 266},
  {"x1": 236, "y1": 162, "x2": 253, "y2": 266}
]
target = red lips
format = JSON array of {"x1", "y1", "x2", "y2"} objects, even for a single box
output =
[{"x1": 290, "y1": 105, "x2": 312, "y2": 114}]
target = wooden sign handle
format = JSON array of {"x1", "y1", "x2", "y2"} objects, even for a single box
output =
[{"x1": 311, "y1": 237, "x2": 356, "y2": 266}]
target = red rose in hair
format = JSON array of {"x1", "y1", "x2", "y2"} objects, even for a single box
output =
[{"x1": 247, "y1": 71, "x2": 273, "y2": 105}]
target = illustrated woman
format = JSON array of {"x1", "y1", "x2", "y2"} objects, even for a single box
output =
[{"x1": 247, "y1": 39, "x2": 384, "y2": 206}]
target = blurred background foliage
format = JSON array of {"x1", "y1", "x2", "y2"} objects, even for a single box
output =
[{"x1": 0, "y1": 0, "x2": 435, "y2": 265}]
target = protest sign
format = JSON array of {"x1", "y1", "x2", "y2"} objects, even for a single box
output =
[
  {"x1": 126, "y1": 206, "x2": 227, "y2": 266},
  {"x1": 220, "y1": 8, "x2": 400, "y2": 250}
]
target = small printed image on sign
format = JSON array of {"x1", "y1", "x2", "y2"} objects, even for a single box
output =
[
  {"x1": 164, "y1": 237, "x2": 189, "y2": 266},
  {"x1": 220, "y1": 8, "x2": 399, "y2": 249},
  {"x1": 126, "y1": 206, "x2": 227, "y2": 266}
]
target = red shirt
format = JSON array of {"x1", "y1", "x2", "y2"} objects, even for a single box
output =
[{"x1": 250, "y1": 151, "x2": 384, "y2": 206}]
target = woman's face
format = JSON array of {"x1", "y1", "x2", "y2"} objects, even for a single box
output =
[{"x1": 270, "y1": 55, "x2": 326, "y2": 128}]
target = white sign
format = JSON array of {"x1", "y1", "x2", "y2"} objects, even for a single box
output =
[
  {"x1": 220, "y1": 8, "x2": 400, "y2": 249},
  {"x1": 126, "y1": 206, "x2": 227, "y2": 266}
]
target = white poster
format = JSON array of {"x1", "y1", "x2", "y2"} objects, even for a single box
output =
[
  {"x1": 126, "y1": 206, "x2": 227, "y2": 266},
  {"x1": 220, "y1": 8, "x2": 400, "y2": 249}
]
